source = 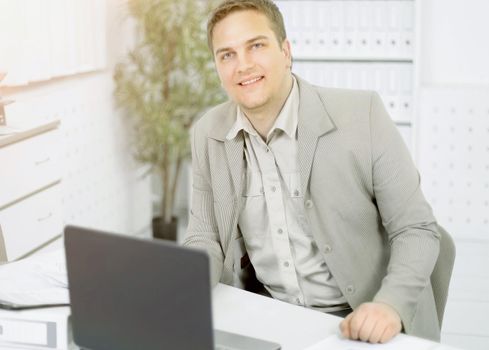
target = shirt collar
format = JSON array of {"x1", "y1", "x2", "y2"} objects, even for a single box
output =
[
  {"x1": 226, "y1": 76, "x2": 299, "y2": 141},
  {"x1": 226, "y1": 107, "x2": 258, "y2": 139}
]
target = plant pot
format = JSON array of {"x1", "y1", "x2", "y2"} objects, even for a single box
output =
[{"x1": 152, "y1": 216, "x2": 178, "y2": 241}]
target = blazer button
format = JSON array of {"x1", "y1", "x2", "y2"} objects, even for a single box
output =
[
  {"x1": 305, "y1": 200, "x2": 314, "y2": 208},
  {"x1": 345, "y1": 285, "x2": 355, "y2": 294}
]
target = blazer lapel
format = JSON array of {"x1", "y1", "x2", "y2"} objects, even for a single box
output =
[
  {"x1": 224, "y1": 136, "x2": 244, "y2": 202},
  {"x1": 207, "y1": 102, "x2": 244, "y2": 242},
  {"x1": 296, "y1": 77, "x2": 337, "y2": 195},
  {"x1": 207, "y1": 102, "x2": 244, "y2": 202}
]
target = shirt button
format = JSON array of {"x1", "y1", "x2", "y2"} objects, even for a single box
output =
[
  {"x1": 345, "y1": 285, "x2": 355, "y2": 294},
  {"x1": 277, "y1": 228, "x2": 283, "y2": 234},
  {"x1": 271, "y1": 186, "x2": 276, "y2": 192},
  {"x1": 305, "y1": 200, "x2": 313, "y2": 208},
  {"x1": 323, "y1": 245, "x2": 332, "y2": 253},
  {"x1": 283, "y1": 261, "x2": 289, "y2": 267},
  {"x1": 293, "y1": 190, "x2": 300, "y2": 197}
]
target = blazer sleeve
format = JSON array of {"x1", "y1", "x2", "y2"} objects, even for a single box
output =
[
  {"x1": 182, "y1": 123, "x2": 224, "y2": 287},
  {"x1": 367, "y1": 92, "x2": 441, "y2": 332}
]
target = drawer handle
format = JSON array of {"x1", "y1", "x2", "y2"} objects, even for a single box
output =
[
  {"x1": 37, "y1": 212, "x2": 53, "y2": 222},
  {"x1": 35, "y1": 157, "x2": 51, "y2": 166}
]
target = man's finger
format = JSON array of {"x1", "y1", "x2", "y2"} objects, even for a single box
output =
[
  {"x1": 380, "y1": 324, "x2": 400, "y2": 344},
  {"x1": 367, "y1": 321, "x2": 386, "y2": 344},
  {"x1": 349, "y1": 311, "x2": 367, "y2": 340},
  {"x1": 340, "y1": 312, "x2": 353, "y2": 339},
  {"x1": 358, "y1": 316, "x2": 377, "y2": 342}
]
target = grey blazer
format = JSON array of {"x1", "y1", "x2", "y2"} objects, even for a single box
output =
[{"x1": 183, "y1": 76, "x2": 445, "y2": 341}]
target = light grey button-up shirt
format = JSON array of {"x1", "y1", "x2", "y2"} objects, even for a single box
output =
[{"x1": 226, "y1": 78, "x2": 349, "y2": 312}]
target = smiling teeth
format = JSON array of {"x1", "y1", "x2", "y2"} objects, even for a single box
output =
[{"x1": 241, "y1": 77, "x2": 261, "y2": 85}]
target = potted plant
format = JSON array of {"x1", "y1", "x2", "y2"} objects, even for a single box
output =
[{"x1": 114, "y1": 0, "x2": 224, "y2": 240}]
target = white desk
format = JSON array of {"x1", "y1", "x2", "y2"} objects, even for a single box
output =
[
  {"x1": 0, "y1": 247, "x2": 462, "y2": 350},
  {"x1": 212, "y1": 284, "x2": 462, "y2": 350}
]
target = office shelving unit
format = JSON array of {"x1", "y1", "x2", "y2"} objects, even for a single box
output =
[{"x1": 275, "y1": 0, "x2": 416, "y2": 152}]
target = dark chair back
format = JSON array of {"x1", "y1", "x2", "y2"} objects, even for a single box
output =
[{"x1": 431, "y1": 225, "x2": 456, "y2": 327}]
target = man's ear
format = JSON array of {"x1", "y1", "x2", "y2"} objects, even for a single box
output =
[{"x1": 282, "y1": 39, "x2": 292, "y2": 68}]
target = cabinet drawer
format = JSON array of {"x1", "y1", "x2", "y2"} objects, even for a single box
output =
[
  {"x1": 0, "y1": 129, "x2": 61, "y2": 208},
  {"x1": 0, "y1": 184, "x2": 63, "y2": 261}
]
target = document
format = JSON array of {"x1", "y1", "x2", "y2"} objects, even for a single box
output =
[
  {"x1": 0, "y1": 249, "x2": 69, "y2": 308},
  {"x1": 304, "y1": 334, "x2": 439, "y2": 350}
]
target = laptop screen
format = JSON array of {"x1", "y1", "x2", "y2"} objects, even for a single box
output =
[{"x1": 64, "y1": 225, "x2": 214, "y2": 350}]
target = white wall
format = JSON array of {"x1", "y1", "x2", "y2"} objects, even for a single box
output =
[
  {"x1": 419, "y1": 0, "x2": 489, "y2": 87},
  {"x1": 417, "y1": 1, "x2": 489, "y2": 349}
]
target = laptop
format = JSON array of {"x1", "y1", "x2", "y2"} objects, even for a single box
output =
[{"x1": 64, "y1": 225, "x2": 281, "y2": 350}]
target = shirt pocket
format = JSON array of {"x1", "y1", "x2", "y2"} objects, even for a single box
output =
[
  {"x1": 240, "y1": 172, "x2": 267, "y2": 239},
  {"x1": 242, "y1": 171, "x2": 264, "y2": 197}
]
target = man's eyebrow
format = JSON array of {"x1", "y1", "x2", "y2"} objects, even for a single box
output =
[
  {"x1": 246, "y1": 35, "x2": 269, "y2": 44},
  {"x1": 214, "y1": 35, "x2": 270, "y2": 56}
]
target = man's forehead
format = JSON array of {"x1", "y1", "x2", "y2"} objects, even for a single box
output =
[{"x1": 212, "y1": 10, "x2": 275, "y2": 50}]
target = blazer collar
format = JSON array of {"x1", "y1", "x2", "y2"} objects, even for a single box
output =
[
  {"x1": 208, "y1": 74, "x2": 336, "y2": 142},
  {"x1": 208, "y1": 102, "x2": 238, "y2": 141},
  {"x1": 295, "y1": 75, "x2": 336, "y2": 138},
  {"x1": 295, "y1": 75, "x2": 337, "y2": 195}
]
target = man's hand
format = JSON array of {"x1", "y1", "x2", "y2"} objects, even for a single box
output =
[{"x1": 339, "y1": 302, "x2": 402, "y2": 343}]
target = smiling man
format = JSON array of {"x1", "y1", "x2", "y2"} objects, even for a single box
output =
[
  {"x1": 183, "y1": 0, "x2": 445, "y2": 344},
  {"x1": 211, "y1": 9, "x2": 293, "y2": 137}
]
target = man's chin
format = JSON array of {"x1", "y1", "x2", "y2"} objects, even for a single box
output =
[{"x1": 236, "y1": 99, "x2": 267, "y2": 113}]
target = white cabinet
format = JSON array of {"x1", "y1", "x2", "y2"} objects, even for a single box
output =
[
  {"x1": 0, "y1": 128, "x2": 61, "y2": 208},
  {"x1": 0, "y1": 184, "x2": 63, "y2": 261},
  {"x1": 0, "y1": 121, "x2": 62, "y2": 262}
]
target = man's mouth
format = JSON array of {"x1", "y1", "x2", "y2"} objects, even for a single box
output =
[{"x1": 239, "y1": 76, "x2": 264, "y2": 86}]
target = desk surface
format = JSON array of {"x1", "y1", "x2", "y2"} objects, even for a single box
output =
[
  {"x1": 213, "y1": 283, "x2": 338, "y2": 349},
  {"x1": 0, "y1": 247, "x2": 462, "y2": 350},
  {"x1": 212, "y1": 284, "x2": 461, "y2": 350}
]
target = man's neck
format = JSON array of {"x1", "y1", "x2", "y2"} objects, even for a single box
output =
[{"x1": 243, "y1": 75, "x2": 294, "y2": 141}]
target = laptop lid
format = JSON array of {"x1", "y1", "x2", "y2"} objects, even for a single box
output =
[{"x1": 64, "y1": 225, "x2": 214, "y2": 350}]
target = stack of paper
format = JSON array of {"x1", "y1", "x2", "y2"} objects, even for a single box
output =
[
  {"x1": 0, "y1": 249, "x2": 72, "y2": 349},
  {"x1": 0, "y1": 249, "x2": 69, "y2": 308},
  {"x1": 305, "y1": 334, "x2": 443, "y2": 350}
]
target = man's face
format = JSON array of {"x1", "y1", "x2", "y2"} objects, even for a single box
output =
[{"x1": 212, "y1": 10, "x2": 292, "y2": 115}]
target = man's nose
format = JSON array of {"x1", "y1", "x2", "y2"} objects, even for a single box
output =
[{"x1": 237, "y1": 52, "x2": 254, "y2": 73}]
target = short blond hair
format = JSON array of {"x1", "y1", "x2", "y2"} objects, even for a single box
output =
[{"x1": 207, "y1": 0, "x2": 287, "y2": 52}]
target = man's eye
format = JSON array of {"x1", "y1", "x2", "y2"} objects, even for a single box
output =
[
  {"x1": 252, "y1": 43, "x2": 264, "y2": 49},
  {"x1": 221, "y1": 52, "x2": 233, "y2": 60}
]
